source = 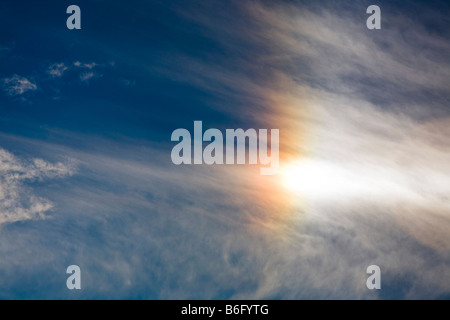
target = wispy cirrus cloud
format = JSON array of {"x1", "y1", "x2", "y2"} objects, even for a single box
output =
[
  {"x1": 5, "y1": 128, "x2": 450, "y2": 299},
  {"x1": 133, "y1": 0, "x2": 450, "y2": 299},
  {"x1": 0, "y1": 148, "x2": 76, "y2": 225},
  {"x1": 1, "y1": 0, "x2": 449, "y2": 300}
]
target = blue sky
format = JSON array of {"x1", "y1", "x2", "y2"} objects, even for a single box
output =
[{"x1": 0, "y1": 0, "x2": 450, "y2": 299}]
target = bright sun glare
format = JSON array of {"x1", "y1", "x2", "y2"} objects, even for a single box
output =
[{"x1": 280, "y1": 159, "x2": 376, "y2": 199}]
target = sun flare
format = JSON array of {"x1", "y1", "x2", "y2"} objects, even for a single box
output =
[{"x1": 280, "y1": 159, "x2": 371, "y2": 199}]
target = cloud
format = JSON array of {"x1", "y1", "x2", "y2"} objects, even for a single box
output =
[
  {"x1": 74, "y1": 62, "x2": 101, "y2": 82},
  {"x1": 47, "y1": 63, "x2": 68, "y2": 78},
  {"x1": 1, "y1": 1, "x2": 449, "y2": 299},
  {"x1": 106, "y1": 0, "x2": 450, "y2": 299},
  {"x1": 46, "y1": 61, "x2": 100, "y2": 81},
  {"x1": 2, "y1": 126, "x2": 449, "y2": 299},
  {"x1": 0, "y1": 147, "x2": 76, "y2": 225},
  {"x1": 0, "y1": 60, "x2": 105, "y2": 103},
  {"x1": 80, "y1": 72, "x2": 96, "y2": 82},
  {"x1": 2, "y1": 75, "x2": 37, "y2": 96},
  {"x1": 74, "y1": 61, "x2": 97, "y2": 69},
  {"x1": 45, "y1": 61, "x2": 101, "y2": 83}
]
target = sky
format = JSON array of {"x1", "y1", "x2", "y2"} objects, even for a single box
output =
[{"x1": 0, "y1": 0, "x2": 449, "y2": 299}]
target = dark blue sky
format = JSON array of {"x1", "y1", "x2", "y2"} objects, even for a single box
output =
[{"x1": 0, "y1": 0, "x2": 270, "y2": 144}]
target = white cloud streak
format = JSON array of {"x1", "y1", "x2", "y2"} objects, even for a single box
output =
[
  {"x1": 135, "y1": 1, "x2": 450, "y2": 298},
  {"x1": 0, "y1": 148, "x2": 76, "y2": 225}
]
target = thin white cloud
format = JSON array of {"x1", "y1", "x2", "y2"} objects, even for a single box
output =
[
  {"x1": 1, "y1": 126, "x2": 450, "y2": 299},
  {"x1": 80, "y1": 72, "x2": 96, "y2": 82},
  {"x1": 74, "y1": 61, "x2": 97, "y2": 69},
  {"x1": 0, "y1": 148, "x2": 76, "y2": 225},
  {"x1": 126, "y1": 1, "x2": 450, "y2": 299},
  {"x1": 46, "y1": 61, "x2": 100, "y2": 79},
  {"x1": 2, "y1": 75, "x2": 37, "y2": 96},
  {"x1": 47, "y1": 63, "x2": 68, "y2": 78},
  {"x1": 42, "y1": 61, "x2": 103, "y2": 84},
  {"x1": 72, "y1": 61, "x2": 100, "y2": 82}
]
